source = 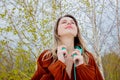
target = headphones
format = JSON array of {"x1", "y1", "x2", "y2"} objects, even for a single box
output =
[
  {"x1": 62, "y1": 46, "x2": 83, "y2": 57},
  {"x1": 74, "y1": 46, "x2": 83, "y2": 54}
]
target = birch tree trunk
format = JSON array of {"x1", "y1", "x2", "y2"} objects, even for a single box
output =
[
  {"x1": 91, "y1": 0, "x2": 104, "y2": 78},
  {"x1": 116, "y1": 0, "x2": 120, "y2": 52}
]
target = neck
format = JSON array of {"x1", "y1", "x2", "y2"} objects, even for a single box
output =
[{"x1": 59, "y1": 35, "x2": 74, "y2": 53}]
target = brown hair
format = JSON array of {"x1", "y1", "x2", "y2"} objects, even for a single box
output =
[{"x1": 52, "y1": 14, "x2": 89, "y2": 64}]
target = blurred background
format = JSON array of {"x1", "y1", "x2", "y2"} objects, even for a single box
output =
[{"x1": 0, "y1": 0, "x2": 120, "y2": 80}]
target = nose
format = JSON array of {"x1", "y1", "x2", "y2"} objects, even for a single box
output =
[{"x1": 67, "y1": 21, "x2": 71, "y2": 25}]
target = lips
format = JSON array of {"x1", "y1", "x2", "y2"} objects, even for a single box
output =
[{"x1": 65, "y1": 26, "x2": 73, "y2": 29}]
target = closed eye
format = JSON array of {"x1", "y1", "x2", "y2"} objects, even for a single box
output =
[
  {"x1": 61, "y1": 21, "x2": 66, "y2": 24},
  {"x1": 71, "y1": 21, "x2": 75, "y2": 24}
]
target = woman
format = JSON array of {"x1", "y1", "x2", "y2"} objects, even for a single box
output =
[{"x1": 31, "y1": 14, "x2": 103, "y2": 80}]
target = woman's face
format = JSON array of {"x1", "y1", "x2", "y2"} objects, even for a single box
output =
[{"x1": 57, "y1": 17, "x2": 77, "y2": 37}]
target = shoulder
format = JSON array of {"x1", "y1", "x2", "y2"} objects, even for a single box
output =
[
  {"x1": 85, "y1": 50, "x2": 97, "y2": 65},
  {"x1": 38, "y1": 49, "x2": 52, "y2": 60},
  {"x1": 37, "y1": 49, "x2": 54, "y2": 68},
  {"x1": 85, "y1": 50, "x2": 96, "y2": 59}
]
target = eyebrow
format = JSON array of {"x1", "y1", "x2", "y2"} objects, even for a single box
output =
[{"x1": 61, "y1": 20, "x2": 67, "y2": 22}]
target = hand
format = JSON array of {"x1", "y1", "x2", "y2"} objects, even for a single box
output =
[
  {"x1": 71, "y1": 49, "x2": 84, "y2": 67},
  {"x1": 57, "y1": 45, "x2": 68, "y2": 63}
]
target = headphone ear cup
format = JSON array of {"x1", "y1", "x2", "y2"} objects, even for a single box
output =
[
  {"x1": 62, "y1": 47, "x2": 66, "y2": 50},
  {"x1": 74, "y1": 46, "x2": 83, "y2": 54}
]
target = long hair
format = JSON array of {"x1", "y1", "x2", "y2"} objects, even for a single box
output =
[{"x1": 52, "y1": 14, "x2": 89, "y2": 64}]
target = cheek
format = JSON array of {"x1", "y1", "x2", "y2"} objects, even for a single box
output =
[
  {"x1": 57, "y1": 25, "x2": 63, "y2": 35},
  {"x1": 73, "y1": 26, "x2": 78, "y2": 35},
  {"x1": 74, "y1": 28, "x2": 78, "y2": 36}
]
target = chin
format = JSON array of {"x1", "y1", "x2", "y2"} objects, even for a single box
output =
[
  {"x1": 66, "y1": 31, "x2": 77, "y2": 36},
  {"x1": 61, "y1": 32, "x2": 76, "y2": 37}
]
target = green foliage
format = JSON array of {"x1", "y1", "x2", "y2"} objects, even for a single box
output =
[
  {"x1": 0, "y1": 47, "x2": 36, "y2": 80},
  {"x1": 0, "y1": 0, "x2": 55, "y2": 79},
  {"x1": 102, "y1": 52, "x2": 120, "y2": 80},
  {"x1": 0, "y1": 40, "x2": 7, "y2": 45},
  {"x1": 81, "y1": 0, "x2": 90, "y2": 7}
]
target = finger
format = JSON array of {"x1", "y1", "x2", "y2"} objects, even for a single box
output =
[
  {"x1": 74, "y1": 49, "x2": 81, "y2": 54},
  {"x1": 70, "y1": 50, "x2": 81, "y2": 57},
  {"x1": 58, "y1": 45, "x2": 66, "y2": 51},
  {"x1": 59, "y1": 45, "x2": 68, "y2": 55},
  {"x1": 73, "y1": 56, "x2": 80, "y2": 65},
  {"x1": 57, "y1": 49, "x2": 67, "y2": 58}
]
